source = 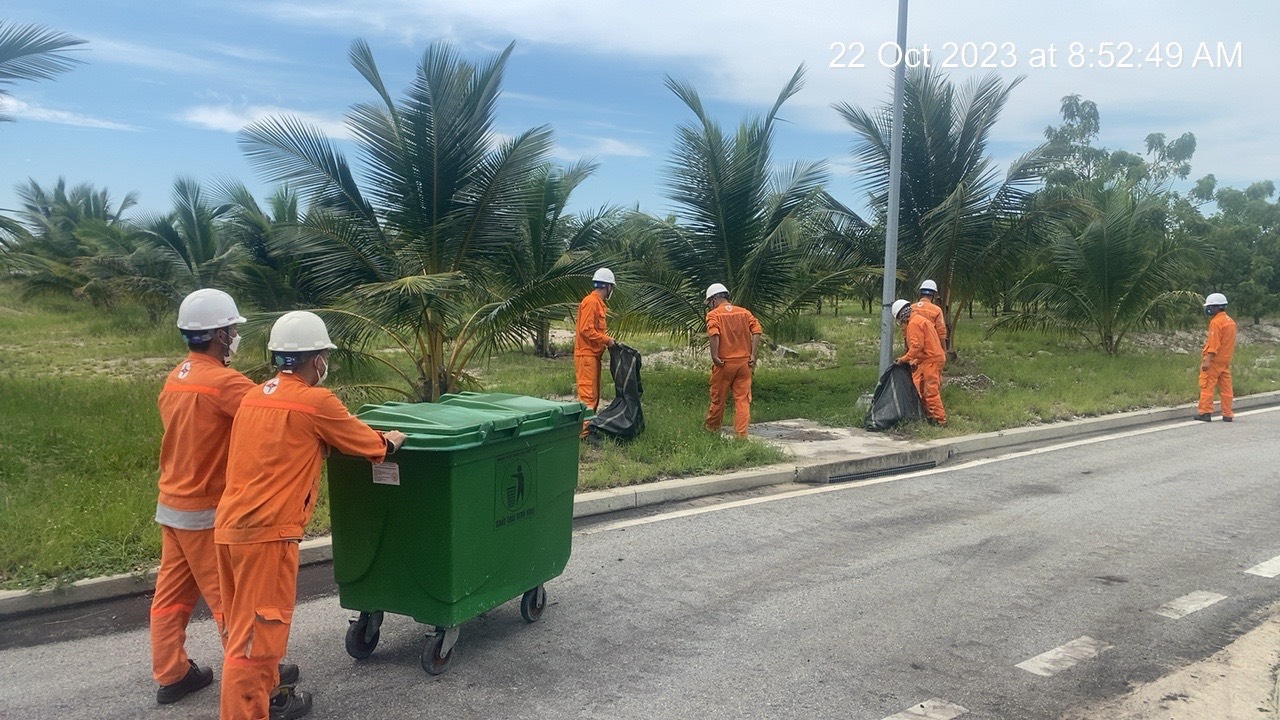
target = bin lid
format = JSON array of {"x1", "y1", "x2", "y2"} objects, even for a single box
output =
[{"x1": 356, "y1": 392, "x2": 586, "y2": 451}]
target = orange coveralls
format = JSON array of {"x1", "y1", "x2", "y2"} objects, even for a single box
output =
[
  {"x1": 1199, "y1": 310, "x2": 1236, "y2": 419},
  {"x1": 216, "y1": 373, "x2": 388, "y2": 720},
  {"x1": 705, "y1": 303, "x2": 762, "y2": 437},
  {"x1": 913, "y1": 297, "x2": 948, "y2": 348},
  {"x1": 575, "y1": 291, "x2": 612, "y2": 433},
  {"x1": 152, "y1": 352, "x2": 255, "y2": 686},
  {"x1": 899, "y1": 312, "x2": 947, "y2": 424}
]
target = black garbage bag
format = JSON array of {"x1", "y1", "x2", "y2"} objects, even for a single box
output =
[
  {"x1": 865, "y1": 363, "x2": 923, "y2": 432},
  {"x1": 587, "y1": 343, "x2": 645, "y2": 440}
]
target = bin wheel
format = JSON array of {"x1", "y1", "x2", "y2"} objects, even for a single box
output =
[
  {"x1": 345, "y1": 612, "x2": 381, "y2": 659},
  {"x1": 421, "y1": 633, "x2": 455, "y2": 675},
  {"x1": 520, "y1": 585, "x2": 547, "y2": 623}
]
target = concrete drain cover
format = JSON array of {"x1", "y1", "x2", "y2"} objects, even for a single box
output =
[{"x1": 752, "y1": 427, "x2": 843, "y2": 442}]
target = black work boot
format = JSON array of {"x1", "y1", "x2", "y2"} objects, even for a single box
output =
[
  {"x1": 269, "y1": 685, "x2": 313, "y2": 720},
  {"x1": 1222, "y1": 416, "x2": 1234, "y2": 422},
  {"x1": 156, "y1": 660, "x2": 213, "y2": 704},
  {"x1": 277, "y1": 662, "x2": 300, "y2": 687},
  {"x1": 1193, "y1": 413, "x2": 1212, "y2": 422}
]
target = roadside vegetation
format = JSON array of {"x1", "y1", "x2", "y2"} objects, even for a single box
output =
[
  {"x1": 3, "y1": 31, "x2": 1280, "y2": 589},
  {"x1": 4, "y1": 283, "x2": 1280, "y2": 589}
]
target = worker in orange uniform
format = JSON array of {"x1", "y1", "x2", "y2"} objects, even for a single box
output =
[
  {"x1": 913, "y1": 279, "x2": 948, "y2": 350},
  {"x1": 575, "y1": 268, "x2": 616, "y2": 436},
  {"x1": 1195, "y1": 292, "x2": 1236, "y2": 422},
  {"x1": 704, "y1": 283, "x2": 762, "y2": 438},
  {"x1": 152, "y1": 289, "x2": 299, "y2": 704},
  {"x1": 893, "y1": 299, "x2": 947, "y2": 426},
  {"x1": 216, "y1": 311, "x2": 406, "y2": 720}
]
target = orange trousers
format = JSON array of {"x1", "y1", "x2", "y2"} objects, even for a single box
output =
[
  {"x1": 217, "y1": 541, "x2": 298, "y2": 720},
  {"x1": 1198, "y1": 360, "x2": 1233, "y2": 418},
  {"x1": 575, "y1": 353, "x2": 603, "y2": 436},
  {"x1": 706, "y1": 359, "x2": 753, "y2": 437},
  {"x1": 913, "y1": 360, "x2": 946, "y2": 424},
  {"x1": 151, "y1": 526, "x2": 225, "y2": 685}
]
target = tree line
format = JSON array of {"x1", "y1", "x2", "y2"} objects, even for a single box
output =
[{"x1": 3, "y1": 24, "x2": 1278, "y2": 401}]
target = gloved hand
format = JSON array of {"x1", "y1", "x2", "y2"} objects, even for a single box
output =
[{"x1": 384, "y1": 430, "x2": 408, "y2": 452}]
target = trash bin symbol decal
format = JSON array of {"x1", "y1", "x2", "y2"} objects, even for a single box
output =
[
  {"x1": 506, "y1": 466, "x2": 526, "y2": 511},
  {"x1": 494, "y1": 450, "x2": 537, "y2": 528}
]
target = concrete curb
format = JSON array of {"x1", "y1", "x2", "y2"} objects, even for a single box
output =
[{"x1": 5, "y1": 391, "x2": 1278, "y2": 618}]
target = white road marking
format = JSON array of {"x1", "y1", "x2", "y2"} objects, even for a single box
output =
[
  {"x1": 883, "y1": 698, "x2": 969, "y2": 720},
  {"x1": 1245, "y1": 555, "x2": 1280, "y2": 578},
  {"x1": 1016, "y1": 636, "x2": 1112, "y2": 677},
  {"x1": 578, "y1": 405, "x2": 1280, "y2": 537},
  {"x1": 1153, "y1": 591, "x2": 1227, "y2": 619}
]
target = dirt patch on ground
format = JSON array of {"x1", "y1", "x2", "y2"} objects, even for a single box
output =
[
  {"x1": 946, "y1": 373, "x2": 995, "y2": 392},
  {"x1": 87, "y1": 357, "x2": 173, "y2": 379},
  {"x1": 645, "y1": 349, "x2": 705, "y2": 370},
  {"x1": 791, "y1": 341, "x2": 839, "y2": 367},
  {"x1": 646, "y1": 342, "x2": 839, "y2": 371},
  {"x1": 1129, "y1": 320, "x2": 1280, "y2": 354},
  {"x1": 1063, "y1": 604, "x2": 1280, "y2": 719}
]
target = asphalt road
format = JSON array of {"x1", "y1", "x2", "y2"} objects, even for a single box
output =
[{"x1": 4, "y1": 408, "x2": 1279, "y2": 720}]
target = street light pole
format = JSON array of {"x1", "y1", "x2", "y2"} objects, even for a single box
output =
[{"x1": 878, "y1": 0, "x2": 909, "y2": 375}]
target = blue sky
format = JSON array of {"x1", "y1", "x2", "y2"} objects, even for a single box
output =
[{"x1": 4, "y1": 1, "x2": 1278, "y2": 220}]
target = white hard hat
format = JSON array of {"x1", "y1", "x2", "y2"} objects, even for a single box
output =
[
  {"x1": 891, "y1": 299, "x2": 912, "y2": 318},
  {"x1": 1204, "y1": 292, "x2": 1228, "y2": 307},
  {"x1": 592, "y1": 268, "x2": 616, "y2": 286},
  {"x1": 705, "y1": 283, "x2": 730, "y2": 300},
  {"x1": 268, "y1": 311, "x2": 337, "y2": 352},
  {"x1": 919, "y1": 279, "x2": 938, "y2": 293},
  {"x1": 177, "y1": 288, "x2": 246, "y2": 330}
]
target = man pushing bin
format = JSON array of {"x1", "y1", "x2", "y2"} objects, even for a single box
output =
[{"x1": 216, "y1": 311, "x2": 405, "y2": 720}]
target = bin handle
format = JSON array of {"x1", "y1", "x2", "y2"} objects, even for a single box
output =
[{"x1": 485, "y1": 420, "x2": 521, "y2": 441}]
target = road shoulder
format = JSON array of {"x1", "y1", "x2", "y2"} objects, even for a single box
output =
[{"x1": 1063, "y1": 603, "x2": 1280, "y2": 720}]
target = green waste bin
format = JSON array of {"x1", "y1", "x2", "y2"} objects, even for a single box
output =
[{"x1": 326, "y1": 392, "x2": 586, "y2": 674}]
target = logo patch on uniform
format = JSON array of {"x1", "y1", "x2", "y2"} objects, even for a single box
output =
[
  {"x1": 263, "y1": 378, "x2": 280, "y2": 395},
  {"x1": 177, "y1": 361, "x2": 191, "y2": 379}
]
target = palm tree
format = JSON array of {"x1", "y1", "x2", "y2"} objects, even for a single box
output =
[
  {"x1": 239, "y1": 40, "x2": 561, "y2": 401},
  {"x1": 835, "y1": 66, "x2": 1055, "y2": 352},
  {"x1": 138, "y1": 178, "x2": 244, "y2": 288},
  {"x1": 215, "y1": 180, "x2": 315, "y2": 311},
  {"x1": 1, "y1": 178, "x2": 140, "y2": 305},
  {"x1": 992, "y1": 183, "x2": 1207, "y2": 354},
  {"x1": 496, "y1": 160, "x2": 620, "y2": 357},
  {"x1": 0, "y1": 21, "x2": 85, "y2": 122},
  {"x1": 632, "y1": 66, "x2": 865, "y2": 338}
]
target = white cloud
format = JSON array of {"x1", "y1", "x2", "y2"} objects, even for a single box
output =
[
  {"x1": 202, "y1": 42, "x2": 292, "y2": 64},
  {"x1": 87, "y1": 37, "x2": 227, "y2": 76},
  {"x1": 556, "y1": 136, "x2": 651, "y2": 160},
  {"x1": 177, "y1": 104, "x2": 349, "y2": 138},
  {"x1": 241, "y1": 0, "x2": 1280, "y2": 185},
  {"x1": 0, "y1": 97, "x2": 138, "y2": 131}
]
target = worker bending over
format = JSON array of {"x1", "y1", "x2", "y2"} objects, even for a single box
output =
[
  {"x1": 893, "y1": 299, "x2": 947, "y2": 426},
  {"x1": 575, "y1": 268, "x2": 616, "y2": 436},
  {"x1": 704, "y1": 283, "x2": 762, "y2": 438},
  {"x1": 216, "y1": 312, "x2": 405, "y2": 720}
]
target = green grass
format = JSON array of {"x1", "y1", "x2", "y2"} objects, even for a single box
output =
[{"x1": 2, "y1": 281, "x2": 1278, "y2": 588}]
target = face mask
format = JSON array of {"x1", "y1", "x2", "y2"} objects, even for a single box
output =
[
  {"x1": 317, "y1": 357, "x2": 329, "y2": 385},
  {"x1": 218, "y1": 330, "x2": 241, "y2": 366}
]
